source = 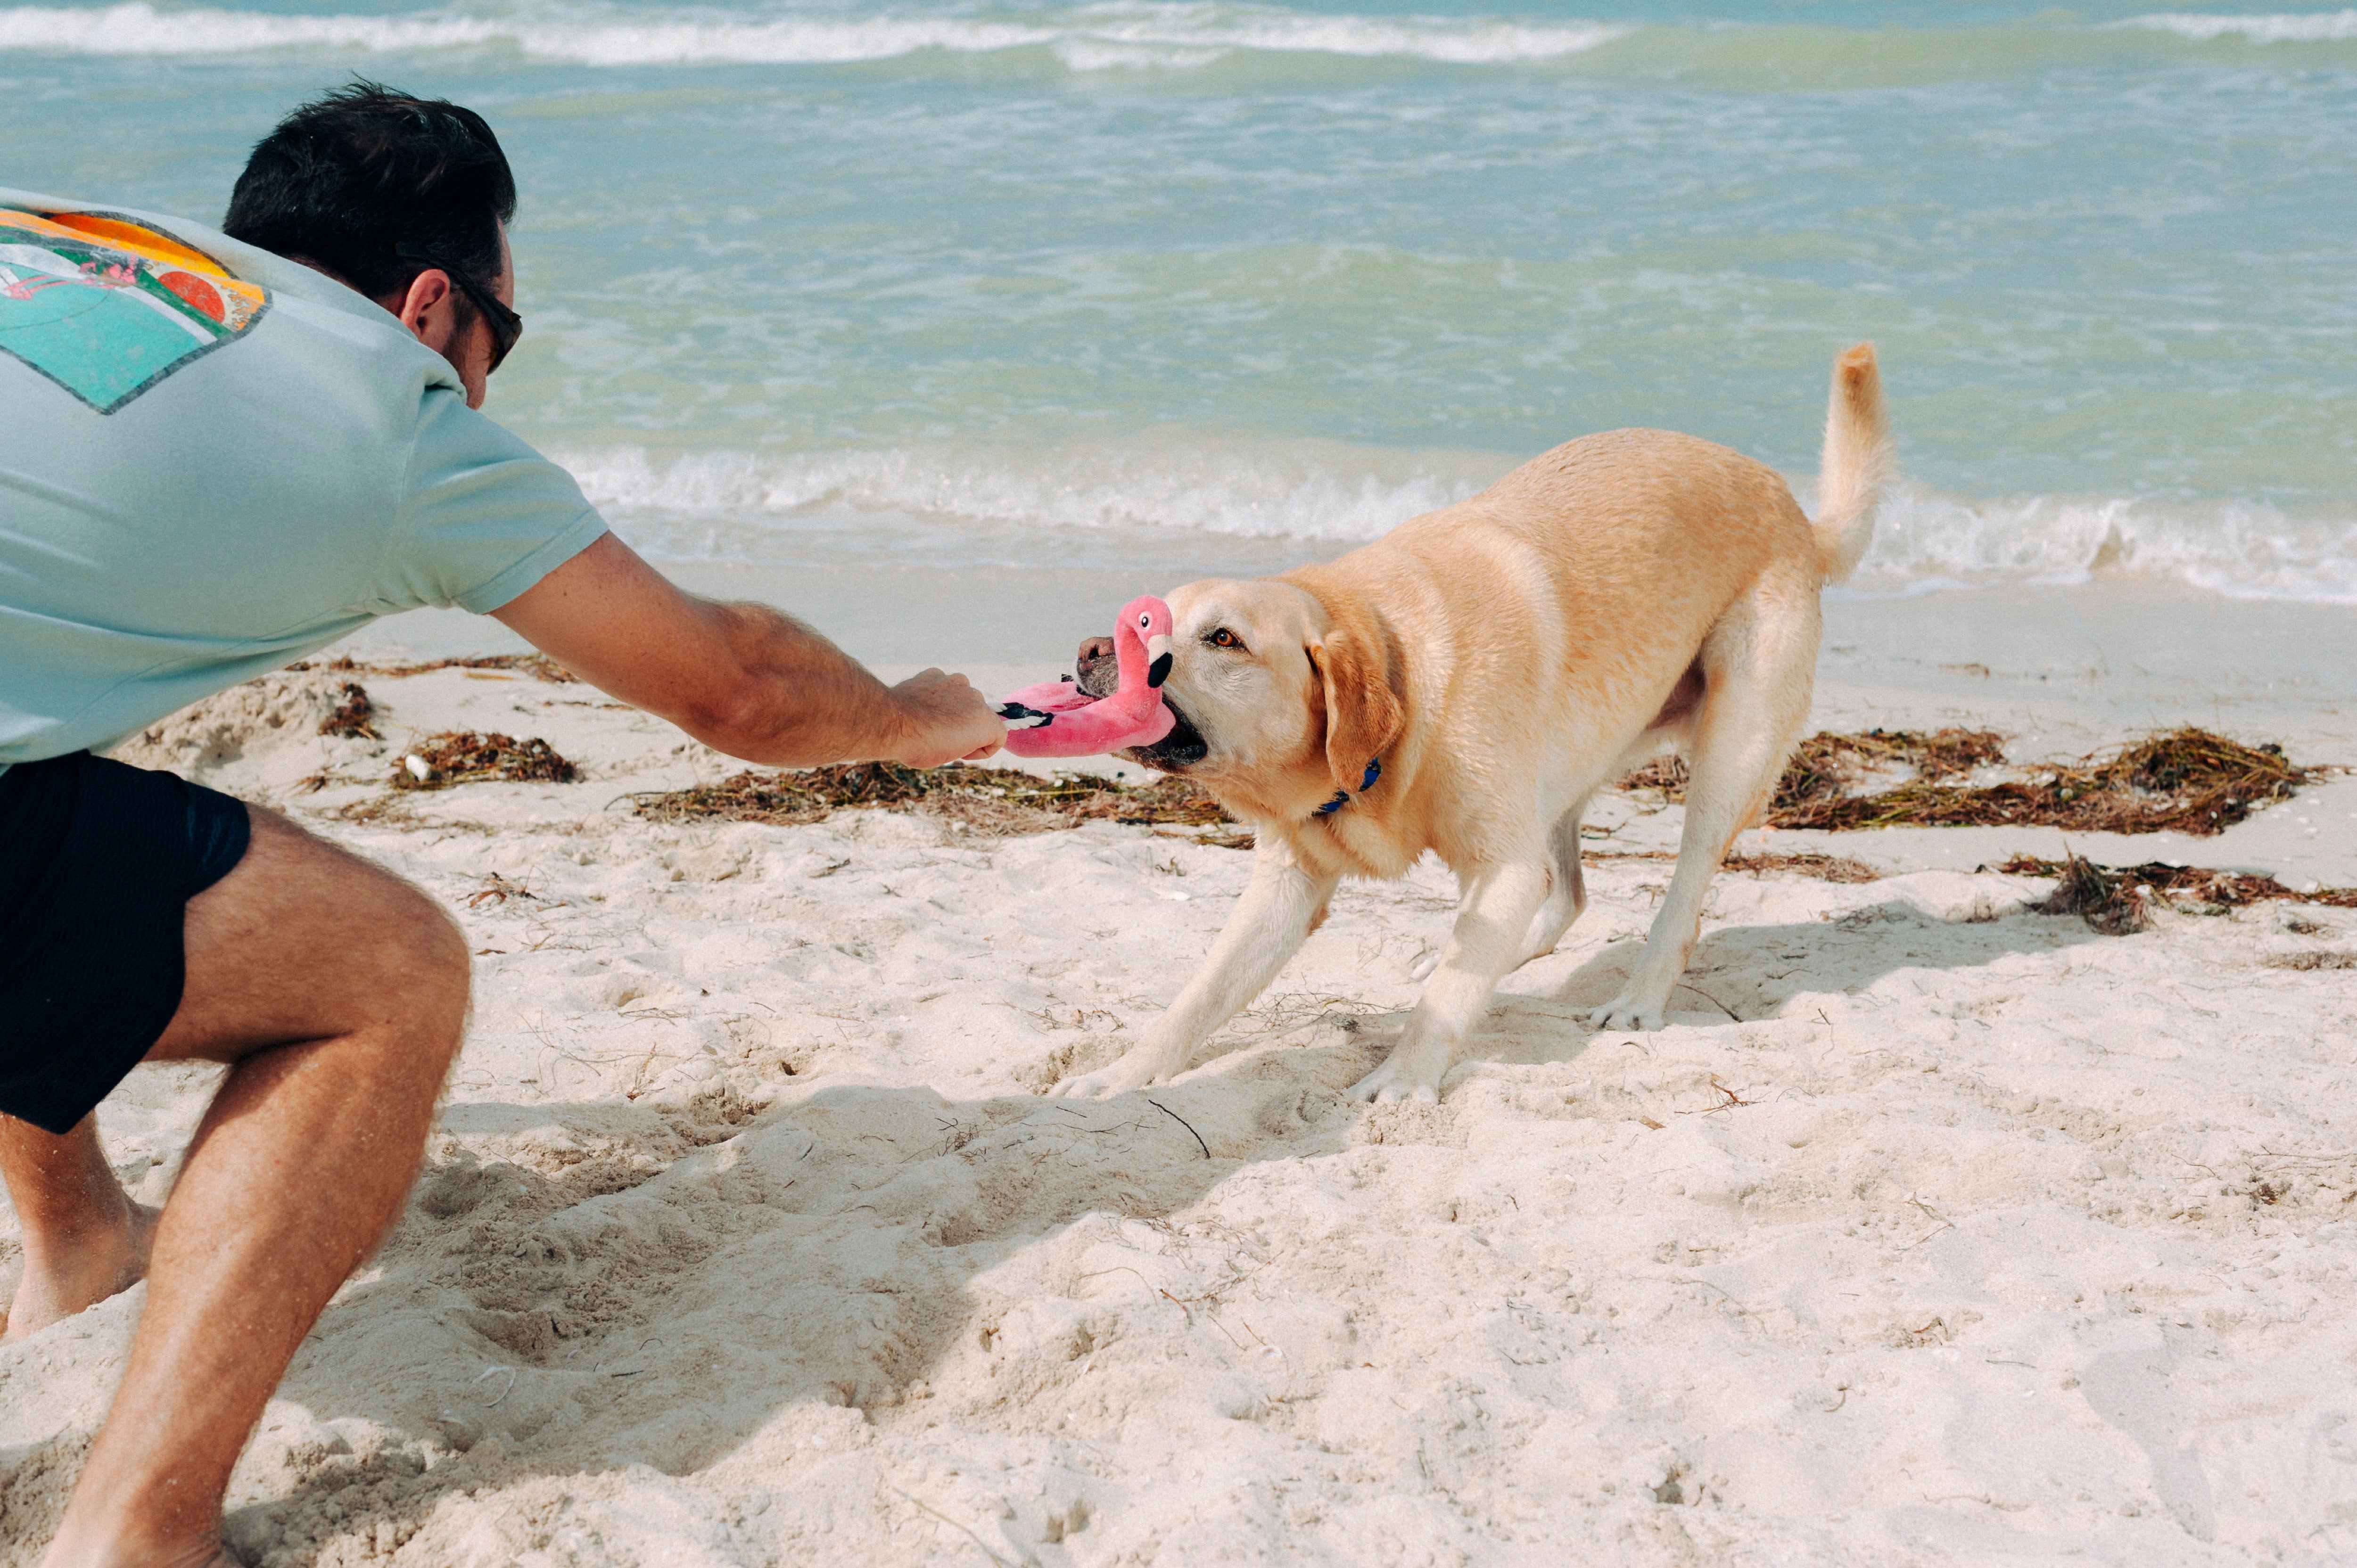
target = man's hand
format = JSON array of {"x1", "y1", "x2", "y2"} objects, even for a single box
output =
[
  {"x1": 886, "y1": 669, "x2": 1005, "y2": 767},
  {"x1": 494, "y1": 534, "x2": 1005, "y2": 768}
]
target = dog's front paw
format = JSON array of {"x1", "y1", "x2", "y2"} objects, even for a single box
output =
[
  {"x1": 1349, "y1": 1051, "x2": 1443, "y2": 1105},
  {"x1": 1589, "y1": 994, "x2": 1664, "y2": 1032},
  {"x1": 1055, "y1": 1052, "x2": 1162, "y2": 1099}
]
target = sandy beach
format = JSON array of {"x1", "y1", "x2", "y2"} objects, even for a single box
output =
[
  {"x1": 8, "y1": 0, "x2": 2356, "y2": 1557},
  {"x1": 6, "y1": 593, "x2": 2357, "y2": 1568}
]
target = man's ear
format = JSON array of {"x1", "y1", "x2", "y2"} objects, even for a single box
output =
[
  {"x1": 1307, "y1": 610, "x2": 1405, "y2": 797},
  {"x1": 391, "y1": 268, "x2": 458, "y2": 349}
]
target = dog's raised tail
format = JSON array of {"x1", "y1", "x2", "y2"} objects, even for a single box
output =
[{"x1": 1813, "y1": 342, "x2": 1892, "y2": 584}]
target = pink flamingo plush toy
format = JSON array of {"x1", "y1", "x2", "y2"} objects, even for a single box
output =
[{"x1": 996, "y1": 595, "x2": 1178, "y2": 758}]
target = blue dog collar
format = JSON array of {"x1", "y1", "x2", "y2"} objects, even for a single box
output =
[{"x1": 1312, "y1": 756, "x2": 1383, "y2": 818}]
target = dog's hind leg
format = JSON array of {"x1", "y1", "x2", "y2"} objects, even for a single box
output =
[
  {"x1": 1411, "y1": 800, "x2": 1586, "y2": 983},
  {"x1": 1512, "y1": 798, "x2": 1590, "y2": 970},
  {"x1": 1354, "y1": 851, "x2": 1553, "y2": 1103},
  {"x1": 1591, "y1": 586, "x2": 1818, "y2": 1031}
]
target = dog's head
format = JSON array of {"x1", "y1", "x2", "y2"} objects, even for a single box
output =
[{"x1": 1079, "y1": 576, "x2": 1405, "y2": 816}]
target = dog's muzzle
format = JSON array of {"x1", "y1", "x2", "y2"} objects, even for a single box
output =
[{"x1": 1075, "y1": 634, "x2": 1204, "y2": 769}]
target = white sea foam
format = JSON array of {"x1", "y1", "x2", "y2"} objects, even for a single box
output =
[
  {"x1": 554, "y1": 442, "x2": 1492, "y2": 545},
  {"x1": 5, "y1": 3, "x2": 2347, "y2": 68},
  {"x1": 1050, "y1": 37, "x2": 1223, "y2": 72},
  {"x1": 0, "y1": 2, "x2": 1050, "y2": 61},
  {"x1": 0, "y1": 1, "x2": 1628, "y2": 66},
  {"x1": 553, "y1": 443, "x2": 2357, "y2": 604},
  {"x1": 1065, "y1": 3, "x2": 1630, "y2": 66},
  {"x1": 2122, "y1": 9, "x2": 2357, "y2": 44},
  {"x1": 1850, "y1": 486, "x2": 2357, "y2": 604}
]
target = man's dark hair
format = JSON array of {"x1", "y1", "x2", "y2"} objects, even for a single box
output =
[{"x1": 224, "y1": 80, "x2": 515, "y2": 305}]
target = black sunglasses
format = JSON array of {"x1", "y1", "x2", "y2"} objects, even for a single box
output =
[{"x1": 394, "y1": 243, "x2": 523, "y2": 374}]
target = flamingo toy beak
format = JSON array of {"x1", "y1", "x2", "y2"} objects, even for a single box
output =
[{"x1": 1145, "y1": 634, "x2": 1173, "y2": 688}]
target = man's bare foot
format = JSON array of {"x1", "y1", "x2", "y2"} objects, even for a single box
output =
[
  {"x1": 5, "y1": 1196, "x2": 160, "y2": 1340},
  {"x1": 35, "y1": 1520, "x2": 237, "y2": 1568}
]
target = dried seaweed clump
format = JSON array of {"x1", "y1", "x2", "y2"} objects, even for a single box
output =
[
  {"x1": 1621, "y1": 728, "x2": 2005, "y2": 808},
  {"x1": 1999, "y1": 855, "x2": 2357, "y2": 915},
  {"x1": 1771, "y1": 728, "x2": 2008, "y2": 814},
  {"x1": 317, "y1": 681, "x2": 377, "y2": 739},
  {"x1": 1722, "y1": 850, "x2": 1880, "y2": 884},
  {"x1": 1781, "y1": 728, "x2": 2305, "y2": 835},
  {"x1": 294, "y1": 653, "x2": 578, "y2": 683},
  {"x1": 2028, "y1": 854, "x2": 2153, "y2": 936},
  {"x1": 1616, "y1": 755, "x2": 1689, "y2": 798},
  {"x1": 632, "y1": 762, "x2": 1240, "y2": 842},
  {"x1": 391, "y1": 732, "x2": 577, "y2": 790},
  {"x1": 1623, "y1": 727, "x2": 2304, "y2": 836},
  {"x1": 2266, "y1": 951, "x2": 2357, "y2": 971}
]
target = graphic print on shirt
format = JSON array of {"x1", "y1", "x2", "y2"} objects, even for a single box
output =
[{"x1": 0, "y1": 208, "x2": 269, "y2": 414}]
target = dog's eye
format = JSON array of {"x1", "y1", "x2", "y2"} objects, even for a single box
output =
[{"x1": 1207, "y1": 628, "x2": 1244, "y2": 650}]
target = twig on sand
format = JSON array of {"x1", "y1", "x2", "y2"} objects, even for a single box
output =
[
  {"x1": 1679, "y1": 1075, "x2": 1752, "y2": 1116},
  {"x1": 1147, "y1": 1098, "x2": 1211, "y2": 1159},
  {"x1": 598, "y1": 1337, "x2": 661, "y2": 1377},
  {"x1": 887, "y1": 1484, "x2": 1016, "y2": 1568},
  {"x1": 1900, "y1": 1196, "x2": 1956, "y2": 1251},
  {"x1": 1675, "y1": 983, "x2": 1741, "y2": 1021},
  {"x1": 465, "y1": 872, "x2": 536, "y2": 908},
  {"x1": 1077, "y1": 1264, "x2": 1157, "y2": 1297}
]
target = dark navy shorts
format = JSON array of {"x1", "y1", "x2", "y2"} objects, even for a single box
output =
[{"x1": 0, "y1": 752, "x2": 250, "y2": 1134}]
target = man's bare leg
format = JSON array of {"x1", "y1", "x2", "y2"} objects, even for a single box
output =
[
  {"x1": 26, "y1": 807, "x2": 469, "y2": 1568},
  {"x1": 2, "y1": 1114, "x2": 160, "y2": 1340}
]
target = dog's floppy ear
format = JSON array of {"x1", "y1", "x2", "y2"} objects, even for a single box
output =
[{"x1": 1307, "y1": 599, "x2": 1406, "y2": 799}]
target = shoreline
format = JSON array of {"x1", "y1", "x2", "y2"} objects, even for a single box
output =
[
  {"x1": 327, "y1": 565, "x2": 2357, "y2": 886},
  {"x1": 339, "y1": 566, "x2": 2357, "y2": 736}
]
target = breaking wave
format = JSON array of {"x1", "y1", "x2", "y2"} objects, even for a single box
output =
[
  {"x1": 6, "y1": 1, "x2": 2355, "y2": 72},
  {"x1": 1851, "y1": 488, "x2": 2357, "y2": 604},
  {"x1": 7, "y1": 0, "x2": 2353, "y2": 77},
  {"x1": 2121, "y1": 9, "x2": 2357, "y2": 44},
  {"x1": 554, "y1": 441, "x2": 1495, "y2": 546},
  {"x1": 0, "y1": 1, "x2": 1630, "y2": 67},
  {"x1": 552, "y1": 442, "x2": 2357, "y2": 604}
]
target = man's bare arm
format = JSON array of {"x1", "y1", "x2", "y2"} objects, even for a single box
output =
[{"x1": 492, "y1": 534, "x2": 1004, "y2": 768}]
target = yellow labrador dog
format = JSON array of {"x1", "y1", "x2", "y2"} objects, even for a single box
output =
[{"x1": 1060, "y1": 345, "x2": 1891, "y2": 1105}]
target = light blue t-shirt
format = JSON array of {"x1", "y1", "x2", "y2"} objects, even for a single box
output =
[{"x1": 0, "y1": 188, "x2": 609, "y2": 770}]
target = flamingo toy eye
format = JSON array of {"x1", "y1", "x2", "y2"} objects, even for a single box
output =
[{"x1": 1139, "y1": 613, "x2": 1151, "y2": 627}]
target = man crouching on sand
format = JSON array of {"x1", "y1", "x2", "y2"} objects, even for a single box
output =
[{"x1": 0, "y1": 83, "x2": 1004, "y2": 1567}]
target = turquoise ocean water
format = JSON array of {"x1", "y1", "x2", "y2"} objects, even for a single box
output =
[{"x1": 5, "y1": 0, "x2": 2354, "y2": 607}]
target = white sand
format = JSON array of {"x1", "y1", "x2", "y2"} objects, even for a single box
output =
[{"x1": 7, "y1": 650, "x2": 2357, "y2": 1567}]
